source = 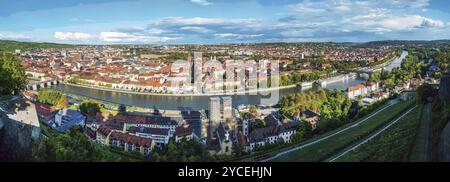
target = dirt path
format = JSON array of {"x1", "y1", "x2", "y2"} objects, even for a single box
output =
[{"x1": 409, "y1": 103, "x2": 432, "y2": 161}]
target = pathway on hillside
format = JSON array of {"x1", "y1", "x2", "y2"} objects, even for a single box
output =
[
  {"x1": 260, "y1": 100, "x2": 398, "y2": 162},
  {"x1": 409, "y1": 103, "x2": 432, "y2": 162},
  {"x1": 441, "y1": 120, "x2": 450, "y2": 161},
  {"x1": 326, "y1": 105, "x2": 418, "y2": 162}
]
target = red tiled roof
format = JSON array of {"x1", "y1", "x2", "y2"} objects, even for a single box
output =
[
  {"x1": 348, "y1": 84, "x2": 366, "y2": 92},
  {"x1": 237, "y1": 132, "x2": 248, "y2": 147},
  {"x1": 97, "y1": 125, "x2": 112, "y2": 136},
  {"x1": 175, "y1": 124, "x2": 193, "y2": 137},
  {"x1": 110, "y1": 131, "x2": 153, "y2": 147},
  {"x1": 35, "y1": 102, "x2": 57, "y2": 115},
  {"x1": 85, "y1": 127, "x2": 96, "y2": 139}
]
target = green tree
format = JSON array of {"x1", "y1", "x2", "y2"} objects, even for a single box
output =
[
  {"x1": 0, "y1": 51, "x2": 27, "y2": 95},
  {"x1": 56, "y1": 95, "x2": 69, "y2": 109},
  {"x1": 292, "y1": 122, "x2": 313, "y2": 142},
  {"x1": 79, "y1": 101, "x2": 101, "y2": 116},
  {"x1": 118, "y1": 104, "x2": 127, "y2": 114},
  {"x1": 249, "y1": 105, "x2": 257, "y2": 114},
  {"x1": 254, "y1": 119, "x2": 266, "y2": 129},
  {"x1": 416, "y1": 83, "x2": 433, "y2": 104},
  {"x1": 37, "y1": 89, "x2": 63, "y2": 105},
  {"x1": 35, "y1": 126, "x2": 123, "y2": 162}
]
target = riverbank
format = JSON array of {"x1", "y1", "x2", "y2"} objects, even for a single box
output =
[{"x1": 62, "y1": 82, "x2": 298, "y2": 97}]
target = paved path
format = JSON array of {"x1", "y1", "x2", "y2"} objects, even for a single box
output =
[
  {"x1": 260, "y1": 101, "x2": 396, "y2": 162},
  {"x1": 441, "y1": 120, "x2": 450, "y2": 161},
  {"x1": 326, "y1": 105, "x2": 418, "y2": 162},
  {"x1": 409, "y1": 103, "x2": 431, "y2": 162},
  {"x1": 423, "y1": 103, "x2": 432, "y2": 161}
]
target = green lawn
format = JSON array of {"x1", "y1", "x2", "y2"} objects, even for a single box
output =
[
  {"x1": 273, "y1": 99, "x2": 415, "y2": 162},
  {"x1": 336, "y1": 105, "x2": 422, "y2": 162}
]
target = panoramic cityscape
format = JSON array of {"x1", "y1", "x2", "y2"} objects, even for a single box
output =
[{"x1": 1, "y1": 0, "x2": 450, "y2": 165}]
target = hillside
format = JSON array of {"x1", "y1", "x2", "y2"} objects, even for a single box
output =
[{"x1": 0, "y1": 40, "x2": 76, "y2": 52}]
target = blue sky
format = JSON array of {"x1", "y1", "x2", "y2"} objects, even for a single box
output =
[{"x1": 0, "y1": 0, "x2": 449, "y2": 44}]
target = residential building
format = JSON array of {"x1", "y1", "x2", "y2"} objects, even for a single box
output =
[
  {"x1": 246, "y1": 121, "x2": 299, "y2": 152},
  {"x1": 109, "y1": 131, "x2": 155, "y2": 155},
  {"x1": 96, "y1": 125, "x2": 113, "y2": 145},
  {"x1": 366, "y1": 82, "x2": 379, "y2": 93},
  {"x1": 347, "y1": 84, "x2": 368, "y2": 99},
  {"x1": 50, "y1": 109, "x2": 86, "y2": 132},
  {"x1": 209, "y1": 97, "x2": 221, "y2": 123},
  {"x1": 300, "y1": 109, "x2": 320, "y2": 129},
  {"x1": 207, "y1": 123, "x2": 233, "y2": 155},
  {"x1": 222, "y1": 97, "x2": 233, "y2": 120},
  {"x1": 175, "y1": 124, "x2": 196, "y2": 142},
  {"x1": 128, "y1": 126, "x2": 170, "y2": 146},
  {"x1": 242, "y1": 118, "x2": 250, "y2": 136}
]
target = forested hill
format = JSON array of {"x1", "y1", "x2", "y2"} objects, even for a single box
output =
[
  {"x1": 355, "y1": 40, "x2": 450, "y2": 48},
  {"x1": 0, "y1": 40, "x2": 76, "y2": 52}
]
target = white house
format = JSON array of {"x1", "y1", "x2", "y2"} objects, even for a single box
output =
[{"x1": 347, "y1": 84, "x2": 368, "y2": 99}]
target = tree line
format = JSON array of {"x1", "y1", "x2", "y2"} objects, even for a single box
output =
[{"x1": 0, "y1": 51, "x2": 27, "y2": 95}]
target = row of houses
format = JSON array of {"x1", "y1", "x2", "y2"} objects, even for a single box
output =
[
  {"x1": 346, "y1": 82, "x2": 379, "y2": 99},
  {"x1": 36, "y1": 101, "x2": 197, "y2": 155},
  {"x1": 236, "y1": 113, "x2": 304, "y2": 153},
  {"x1": 91, "y1": 121, "x2": 196, "y2": 155}
]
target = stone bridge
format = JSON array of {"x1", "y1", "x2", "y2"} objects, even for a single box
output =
[{"x1": 27, "y1": 79, "x2": 61, "y2": 91}]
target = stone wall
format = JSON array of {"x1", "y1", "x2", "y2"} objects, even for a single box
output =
[
  {"x1": 439, "y1": 72, "x2": 450, "y2": 102},
  {"x1": 0, "y1": 97, "x2": 40, "y2": 161}
]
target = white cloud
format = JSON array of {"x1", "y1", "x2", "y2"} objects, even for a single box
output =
[
  {"x1": 99, "y1": 32, "x2": 177, "y2": 43},
  {"x1": 348, "y1": 14, "x2": 444, "y2": 33},
  {"x1": 190, "y1": 0, "x2": 212, "y2": 6},
  {"x1": 157, "y1": 17, "x2": 259, "y2": 26},
  {"x1": 54, "y1": 31, "x2": 94, "y2": 41},
  {"x1": 0, "y1": 31, "x2": 31, "y2": 39},
  {"x1": 180, "y1": 26, "x2": 212, "y2": 33},
  {"x1": 146, "y1": 28, "x2": 165, "y2": 34},
  {"x1": 215, "y1": 33, "x2": 263, "y2": 39},
  {"x1": 385, "y1": 0, "x2": 429, "y2": 9}
]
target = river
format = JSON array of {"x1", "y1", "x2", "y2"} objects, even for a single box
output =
[
  {"x1": 384, "y1": 50, "x2": 408, "y2": 71},
  {"x1": 51, "y1": 78, "x2": 365, "y2": 110},
  {"x1": 50, "y1": 51, "x2": 408, "y2": 110}
]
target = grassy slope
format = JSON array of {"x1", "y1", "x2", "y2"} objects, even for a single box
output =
[
  {"x1": 273, "y1": 99, "x2": 415, "y2": 162},
  {"x1": 336, "y1": 106, "x2": 422, "y2": 162},
  {"x1": 0, "y1": 40, "x2": 75, "y2": 52},
  {"x1": 240, "y1": 102, "x2": 393, "y2": 162}
]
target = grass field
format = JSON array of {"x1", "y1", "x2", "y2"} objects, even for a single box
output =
[
  {"x1": 335, "y1": 105, "x2": 422, "y2": 162},
  {"x1": 272, "y1": 99, "x2": 415, "y2": 162}
]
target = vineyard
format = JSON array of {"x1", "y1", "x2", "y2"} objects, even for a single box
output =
[
  {"x1": 273, "y1": 99, "x2": 415, "y2": 162},
  {"x1": 335, "y1": 106, "x2": 423, "y2": 162}
]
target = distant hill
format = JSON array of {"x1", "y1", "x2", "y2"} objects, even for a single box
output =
[
  {"x1": 355, "y1": 40, "x2": 450, "y2": 48},
  {"x1": 0, "y1": 40, "x2": 76, "y2": 52}
]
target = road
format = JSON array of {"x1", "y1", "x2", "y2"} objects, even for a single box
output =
[
  {"x1": 326, "y1": 105, "x2": 418, "y2": 162},
  {"x1": 260, "y1": 100, "x2": 397, "y2": 162}
]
